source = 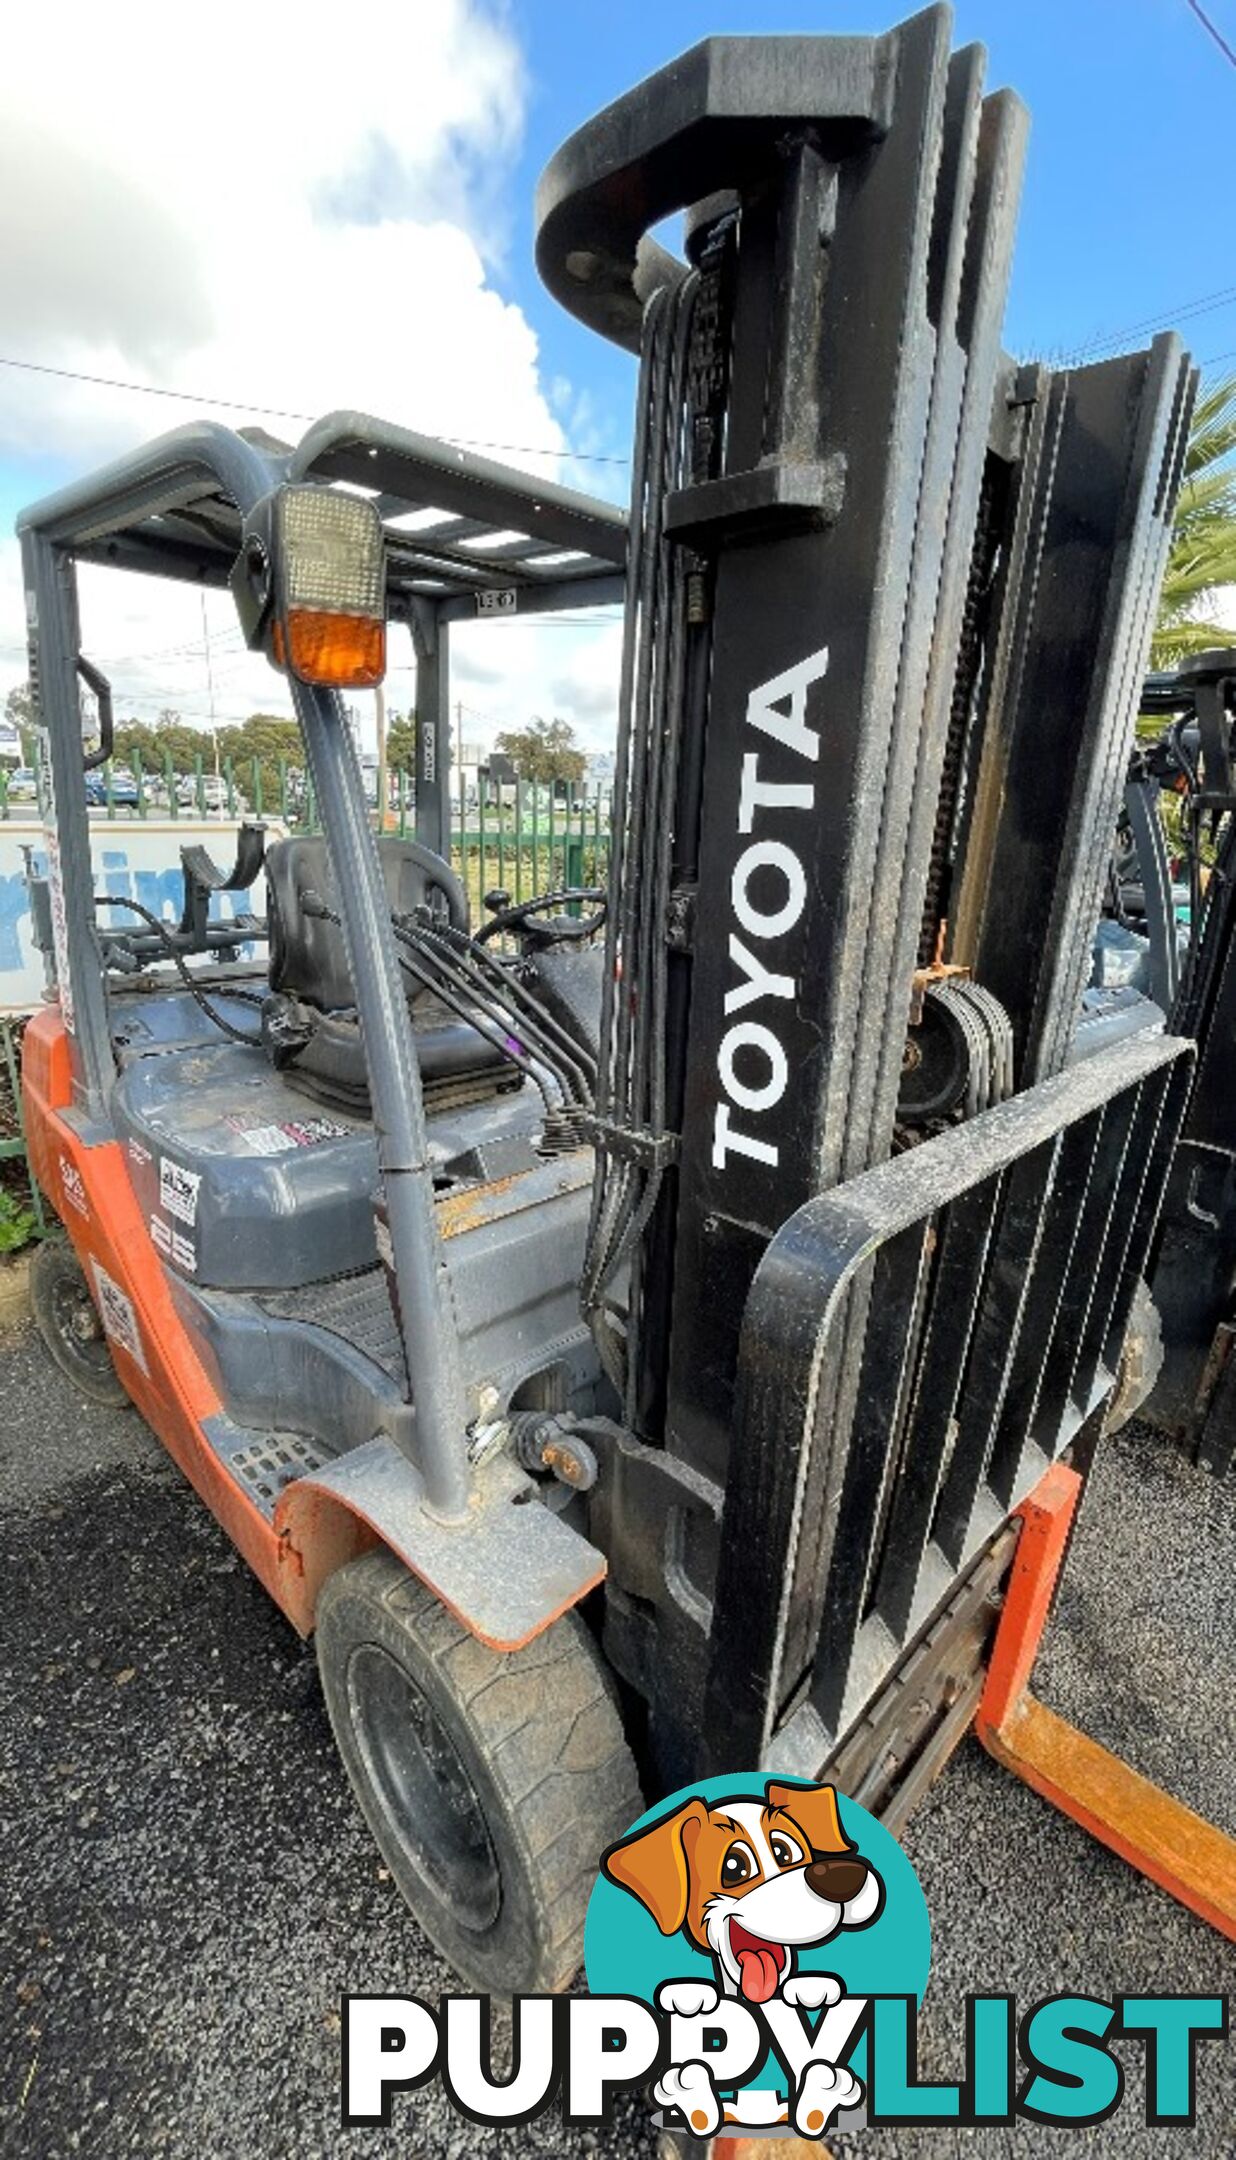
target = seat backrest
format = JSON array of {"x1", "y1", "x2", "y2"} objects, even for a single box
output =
[{"x1": 266, "y1": 834, "x2": 468, "y2": 1009}]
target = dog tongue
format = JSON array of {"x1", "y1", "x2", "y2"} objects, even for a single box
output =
[{"x1": 737, "y1": 1946, "x2": 782, "y2": 2004}]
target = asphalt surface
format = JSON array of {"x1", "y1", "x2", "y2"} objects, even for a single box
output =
[{"x1": 2, "y1": 1311, "x2": 1234, "y2": 2159}]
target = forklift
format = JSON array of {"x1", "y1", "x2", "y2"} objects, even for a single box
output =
[
  {"x1": 19, "y1": 3, "x2": 1207, "y2": 2008},
  {"x1": 1115, "y1": 646, "x2": 1236, "y2": 1472}
]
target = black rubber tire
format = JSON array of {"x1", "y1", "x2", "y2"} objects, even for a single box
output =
[
  {"x1": 315, "y1": 1551, "x2": 641, "y2": 1994},
  {"x1": 1106, "y1": 1276, "x2": 1164, "y2": 1434},
  {"x1": 30, "y1": 1237, "x2": 129, "y2": 1408}
]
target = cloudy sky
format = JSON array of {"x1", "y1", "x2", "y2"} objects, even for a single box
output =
[
  {"x1": 1, "y1": 0, "x2": 1233, "y2": 761},
  {"x1": 0, "y1": 0, "x2": 630, "y2": 757}
]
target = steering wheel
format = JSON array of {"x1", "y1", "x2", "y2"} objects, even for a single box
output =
[{"x1": 476, "y1": 886, "x2": 607, "y2": 947}]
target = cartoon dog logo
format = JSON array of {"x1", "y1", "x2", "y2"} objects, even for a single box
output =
[{"x1": 602, "y1": 1780, "x2": 883, "y2": 2136}]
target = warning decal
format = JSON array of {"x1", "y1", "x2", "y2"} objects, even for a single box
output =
[
  {"x1": 224, "y1": 1119, "x2": 297, "y2": 1157},
  {"x1": 281, "y1": 1116, "x2": 350, "y2": 1147},
  {"x1": 88, "y1": 1259, "x2": 149, "y2": 1374},
  {"x1": 151, "y1": 1213, "x2": 197, "y2": 1274},
  {"x1": 159, "y1": 1157, "x2": 200, "y2": 1226},
  {"x1": 59, "y1": 1157, "x2": 89, "y2": 1218},
  {"x1": 224, "y1": 1113, "x2": 351, "y2": 1153},
  {"x1": 46, "y1": 833, "x2": 74, "y2": 1035}
]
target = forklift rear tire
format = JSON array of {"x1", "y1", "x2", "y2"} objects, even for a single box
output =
[
  {"x1": 30, "y1": 1238, "x2": 129, "y2": 1408},
  {"x1": 315, "y1": 1550, "x2": 641, "y2": 1994}
]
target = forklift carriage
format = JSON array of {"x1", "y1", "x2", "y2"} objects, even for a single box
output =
[{"x1": 20, "y1": 4, "x2": 1198, "y2": 1998}]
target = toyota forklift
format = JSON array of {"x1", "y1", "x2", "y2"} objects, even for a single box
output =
[{"x1": 19, "y1": 4, "x2": 1224, "y2": 2016}]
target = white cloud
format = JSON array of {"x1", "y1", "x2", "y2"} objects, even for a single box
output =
[
  {"x1": 0, "y1": 0, "x2": 626, "y2": 759},
  {"x1": 437, "y1": 613, "x2": 624, "y2": 759},
  {"x1": 0, "y1": 0, "x2": 536, "y2": 458}
]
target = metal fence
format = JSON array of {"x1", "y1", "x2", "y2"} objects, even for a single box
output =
[
  {"x1": 0, "y1": 1017, "x2": 45, "y2": 1239},
  {"x1": 0, "y1": 753, "x2": 614, "y2": 926},
  {"x1": 0, "y1": 746, "x2": 315, "y2": 826},
  {"x1": 449, "y1": 781, "x2": 612, "y2": 922}
]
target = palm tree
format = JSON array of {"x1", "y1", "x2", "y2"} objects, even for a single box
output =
[{"x1": 1152, "y1": 373, "x2": 1236, "y2": 666}]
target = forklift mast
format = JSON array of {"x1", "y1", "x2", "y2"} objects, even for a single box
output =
[
  {"x1": 545, "y1": 12, "x2": 1029, "y2": 1464},
  {"x1": 538, "y1": 7, "x2": 1195, "y2": 1785}
]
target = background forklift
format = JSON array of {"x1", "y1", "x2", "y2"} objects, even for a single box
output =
[
  {"x1": 1112, "y1": 645, "x2": 1236, "y2": 1473},
  {"x1": 19, "y1": 2, "x2": 1209, "y2": 2015}
]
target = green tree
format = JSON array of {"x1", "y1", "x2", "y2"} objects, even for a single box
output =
[
  {"x1": 5, "y1": 682, "x2": 37, "y2": 764},
  {"x1": 492, "y1": 715, "x2": 586, "y2": 788},
  {"x1": 225, "y1": 714, "x2": 302, "y2": 765},
  {"x1": 154, "y1": 711, "x2": 212, "y2": 773},
  {"x1": 114, "y1": 720, "x2": 159, "y2": 770},
  {"x1": 1153, "y1": 373, "x2": 1236, "y2": 666},
  {"x1": 215, "y1": 713, "x2": 304, "y2": 808},
  {"x1": 386, "y1": 714, "x2": 417, "y2": 772}
]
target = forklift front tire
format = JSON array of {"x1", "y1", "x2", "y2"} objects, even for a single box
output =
[
  {"x1": 30, "y1": 1237, "x2": 129, "y2": 1409},
  {"x1": 315, "y1": 1550, "x2": 641, "y2": 1994}
]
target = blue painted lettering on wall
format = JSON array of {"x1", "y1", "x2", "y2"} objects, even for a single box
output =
[{"x1": 0, "y1": 829, "x2": 262, "y2": 1011}]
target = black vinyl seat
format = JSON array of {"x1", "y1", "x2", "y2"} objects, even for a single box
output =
[
  {"x1": 267, "y1": 833, "x2": 469, "y2": 1004},
  {"x1": 526, "y1": 947, "x2": 604, "y2": 1065},
  {"x1": 263, "y1": 835, "x2": 509, "y2": 1113}
]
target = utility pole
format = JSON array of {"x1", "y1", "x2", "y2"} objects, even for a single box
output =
[
  {"x1": 375, "y1": 682, "x2": 388, "y2": 832},
  {"x1": 201, "y1": 592, "x2": 221, "y2": 783}
]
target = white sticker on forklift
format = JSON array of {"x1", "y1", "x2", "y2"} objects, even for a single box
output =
[
  {"x1": 224, "y1": 1118, "x2": 297, "y2": 1156},
  {"x1": 159, "y1": 1157, "x2": 200, "y2": 1225},
  {"x1": 45, "y1": 833, "x2": 74, "y2": 1036},
  {"x1": 59, "y1": 1157, "x2": 88, "y2": 1217},
  {"x1": 88, "y1": 1259, "x2": 148, "y2": 1374},
  {"x1": 222, "y1": 1113, "x2": 349, "y2": 1153},
  {"x1": 282, "y1": 1116, "x2": 351, "y2": 1147},
  {"x1": 151, "y1": 1211, "x2": 196, "y2": 1274}
]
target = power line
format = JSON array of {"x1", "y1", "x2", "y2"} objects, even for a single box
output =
[
  {"x1": 0, "y1": 632, "x2": 256, "y2": 690},
  {"x1": 1057, "y1": 9, "x2": 1236, "y2": 362},
  {"x1": 454, "y1": 608, "x2": 621, "y2": 628},
  {"x1": 0, "y1": 642, "x2": 277, "y2": 724},
  {"x1": 79, "y1": 626, "x2": 246, "y2": 670},
  {"x1": 0, "y1": 350, "x2": 630, "y2": 466},
  {"x1": 1064, "y1": 283, "x2": 1236, "y2": 366},
  {"x1": 1, "y1": 301, "x2": 1229, "y2": 471},
  {"x1": 1183, "y1": 0, "x2": 1236, "y2": 71}
]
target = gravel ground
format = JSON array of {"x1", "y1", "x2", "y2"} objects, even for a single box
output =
[{"x1": 1, "y1": 1314, "x2": 1233, "y2": 2159}]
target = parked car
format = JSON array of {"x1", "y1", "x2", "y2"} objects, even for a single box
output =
[
  {"x1": 4, "y1": 767, "x2": 39, "y2": 801},
  {"x1": 175, "y1": 773, "x2": 247, "y2": 814},
  {"x1": 84, "y1": 767, "x2": 140, "y2": 809}
]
